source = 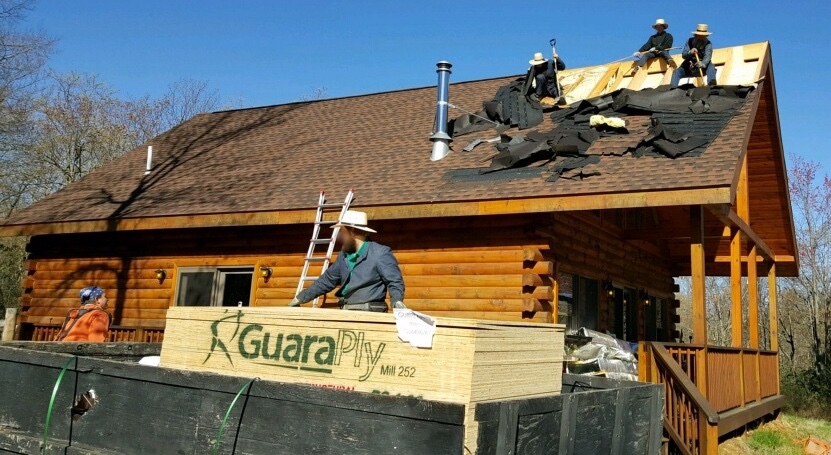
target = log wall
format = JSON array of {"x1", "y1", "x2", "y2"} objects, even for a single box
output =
[
  {"x1": 542, "y1": 211, "x2": 679, "y2": 339},
  {"x1": 17, "y1": 211, "x2": 677, "y2": 341}
]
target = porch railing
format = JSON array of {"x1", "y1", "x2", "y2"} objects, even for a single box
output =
[
  {"x1": 31, "y1": 324, "x2": 164, "y2": 343},
  {"x1": 640, "y1": 342, "x2": 781, "y2": 454},
  {"x1": 641, "y1": 342, "x2": 718, "y2": 455}
]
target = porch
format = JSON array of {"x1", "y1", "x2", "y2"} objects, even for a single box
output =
[
  {"x1": 640, "y1": 342, "x2": 783, "y2": 454},
  {"x1": 633, "y1": 188, "x2": 790, "y2": 452}
]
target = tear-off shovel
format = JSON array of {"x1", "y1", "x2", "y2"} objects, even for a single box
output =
[{"x1": 550, "y1": 38, "x2": 567, "y2": 106}]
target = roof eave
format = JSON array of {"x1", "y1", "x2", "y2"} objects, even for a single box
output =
[{"x1": 0, "y1": 186, "x2": 732, "y2": 237}]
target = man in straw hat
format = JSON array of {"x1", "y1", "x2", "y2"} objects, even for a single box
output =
[
  {"x1": 290, "y1": 210, "x2": 405, "y2": 312},
  {"x1": 671, "y1": 23, "x2": 717, "y2": 88},
  {"x1": 631, "y1": 19, "x2": 676, "y2": 75},
  {"x1": 525, "y1": 51, "x2": 566, "y2": 104}
]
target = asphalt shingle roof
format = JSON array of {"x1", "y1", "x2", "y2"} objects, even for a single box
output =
[{"x1": 2, "y1": 69, "x2": 759, "y2": 228}]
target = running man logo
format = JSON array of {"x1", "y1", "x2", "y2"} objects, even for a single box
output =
[
  {"x1": 203, "y1": 309, "x2": 245, "y2": 366},
  {"x1": 202, "y1": 311, "x2": 387, "y2": 381}
]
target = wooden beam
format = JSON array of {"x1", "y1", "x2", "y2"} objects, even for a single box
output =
[
  {"x1": 727, "y1": 211, "x2": 775, "y2": 261},
  {"x1": 731, "y1": 226, "x2": 743, "y2": 348},
  {"x1": 705, "y1": 204, "x2": 775, "y2": 261},
  {"x1": 768, "y1": 262, "x2": 778, "y2": 352},
  {"x1": 737, "y1": 153, "x2": 750, "y2": 222},
  {"x1": 690, "y1": 206, "x2": 707, "y2": 344},
  {"x1": 551, "y1": 261, "x2": 560, "y2": 324},
  {"x1": 748, "y1": 245, "x2": 759, "y2": 349},
  {"x1": 0, "y1": 187, "x2": 733, "y2": 237}
]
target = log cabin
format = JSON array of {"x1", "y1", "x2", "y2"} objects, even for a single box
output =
[{"x1": 0, "y1": 41, "x2": 793, "y2": 453}]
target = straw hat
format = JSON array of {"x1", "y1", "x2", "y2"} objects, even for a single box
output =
[
  {"x1": 332, "y1": 210, "x2": 377, "y2": 233},
  {"x1": 692, "y1": 24, "x2": 712, "y2": 36},
  {"x1": 529, "y1": 52, "x2": 548, "y2": 66},
  {"x1": 652, "y1": 18, "x2": 668, "y2": 29}
]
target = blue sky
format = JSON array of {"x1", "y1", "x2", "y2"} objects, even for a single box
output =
[{"x1": 25, "y1": 0, "x2": 831, "y2": 168}]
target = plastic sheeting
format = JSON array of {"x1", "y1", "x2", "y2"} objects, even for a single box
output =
[{"x1": 565, "y1": 327, "x2": 639, "y2": 382}]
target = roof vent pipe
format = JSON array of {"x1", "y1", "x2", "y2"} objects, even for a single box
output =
[
  {"x1": 430, "y1": 61, "x2": 452, "y2": 161},
  {"x1": 144, "y1": 146, "x2": 153, "y2": 175}
]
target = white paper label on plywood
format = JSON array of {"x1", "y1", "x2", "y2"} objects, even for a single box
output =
[{"x1": 393, "y1": 309, "x2": 436, "y2": 348}]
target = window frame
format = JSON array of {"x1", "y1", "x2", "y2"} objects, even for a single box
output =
[{"x1": 174, "y1": 266, "x2": 255, "y2": 307}]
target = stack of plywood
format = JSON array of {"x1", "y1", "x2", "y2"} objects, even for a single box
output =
[{"x1": 160, "y1": 306, "x2": 564, "y2": 452}]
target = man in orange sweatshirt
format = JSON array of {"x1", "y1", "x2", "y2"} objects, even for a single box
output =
[{"x1": 56, "y1": 286, "x2": 112, "y2": 342}]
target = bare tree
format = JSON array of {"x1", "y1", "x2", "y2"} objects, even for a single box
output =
[
  {"x1": 0, "y1": 0, "x2": 53, "y2": 152},
  {"x1": 785, "y1": 154, "x2": 831, "y2": 372},
  {"x1": 157, "y1": 79, "x2": 221, "y2": 129}
]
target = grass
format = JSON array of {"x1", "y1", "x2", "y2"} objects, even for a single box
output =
[{"x1": 719, "y1": 413, "x2": 831, "y2": 454}]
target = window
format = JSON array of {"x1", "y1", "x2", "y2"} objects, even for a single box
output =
[
  {"x1": 176, "y1": 267, "x2": 254, "y2": 307},
  {"x1": 644, "y1": 294, "x2": 657, "y2": 341},
  {"x1": 624, "y1": 287, "x2": 638, "y2": 342},
  {"x1": 557, "y1": 272, "x2": 599, "y2": 331}
]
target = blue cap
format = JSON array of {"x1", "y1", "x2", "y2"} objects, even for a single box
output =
[{"x1": 80, "y1": 286, "x2": 104, "y2": 304}]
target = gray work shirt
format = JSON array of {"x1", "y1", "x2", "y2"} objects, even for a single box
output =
[{"x1": 296, "y1": 241, "x2": 405, "y2": 305}]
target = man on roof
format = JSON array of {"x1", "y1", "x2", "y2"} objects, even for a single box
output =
[
  {"x1": 671, "y1": 24, "x2": 717, "y2": 88},
  {"x1": 55, "y1": 286, "x2": 112, "y2": 342},
  {"x1": 631, "y1": 19, "x2": 676, "y2": 75},
  {"x1": 525, "y1": 51, "x2": 566, "y2": 106},
  {"x1": 289, "y1": 210, "x2": 406, "y2": 312}
]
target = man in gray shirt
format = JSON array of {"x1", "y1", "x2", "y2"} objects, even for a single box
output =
[
  {"x1": 290, "y1": 210, "x2": 405, "y2": 312},
  {"x1": 631, "y1": 19, "x2": 675, "y2": 75},
  {"x1": 671, "y1": 24, "x2": 717, "y2": 87}
]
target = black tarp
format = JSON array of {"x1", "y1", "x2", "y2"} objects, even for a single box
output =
[
  {"x1": 448, "y1": 84, "x2": 754, "y2": 182},
  {"x1": 450, "y1": 78, "x2": 545, "y2": 136}
]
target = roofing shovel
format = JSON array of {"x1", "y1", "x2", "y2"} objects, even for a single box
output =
[
  {"x1": 693, "y1": 50, "x2": 705, "y2": 87},
  {"x1": 550, "y1": 38, "x2": 567, "y2": 106}
]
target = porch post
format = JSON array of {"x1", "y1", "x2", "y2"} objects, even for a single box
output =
[
  {"x1": 748, "y1": 244, "x2": 762, "y2": 402},
  {"x1": 551, "y1": 261, "x2": 559, "y2": 324},
  {"x1": 768, "y1": 261, "x2": 780, "y2": 395},
  {"x1": 748, "y1": 245, "x2": 759, "y2": 349},
  {"x1": 691, "y1": 206, "x2": 709, "y2": 398},
  {"x1": 690, "y1": 206, "x2": 707, "y2": 345},
  {"x1": 767, "y1": 262, "x2": 778, "y2": 351},
  {"x1": 730, "y1": 226, "x2": 743, "y2": 347}
]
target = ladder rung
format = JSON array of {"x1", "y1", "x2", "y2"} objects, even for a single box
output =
[
  {"x1": 316, "y1": 220, "x2": 337, "y2": 225},
  {"x1": 320, "y1": 203, "x2": 346, "y2": 208},
  {"x1": 305, "y1": 257, "x2": 329, "y2": 262},
  {"x1": 302, "y1": 276, "x2": 319, "y2": 281},
  {"x1": 310, "y1": 238, "x2": 333, "y2": 244}
]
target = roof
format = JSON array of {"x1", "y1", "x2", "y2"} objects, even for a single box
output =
[{"x1": 0, "y1": 42, "x2": 795, "y2": 273}]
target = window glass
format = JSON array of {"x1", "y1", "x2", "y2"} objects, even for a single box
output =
[
  {"x1": 177, "y1": 271, "x2": 215, "y2": 306},
  {"x1": 176, "y1": 267, "x2": 253, "y2": 307}
]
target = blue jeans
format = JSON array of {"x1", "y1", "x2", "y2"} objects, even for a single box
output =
[
  {"x1": 637, "y1": 51, "x2": 672, "y2": 68},
  {"x1": 671, "y1": 63, "x2": 717, "y2": 87}
]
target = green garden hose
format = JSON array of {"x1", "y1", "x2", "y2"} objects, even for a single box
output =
[
  {"x1": 212, "y1": 378, "x2": 257, "y2": 455},
  {"x1": 42, "y1": 356, "x2": 76, "y2": 454}
]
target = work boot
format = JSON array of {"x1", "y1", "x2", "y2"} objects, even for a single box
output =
[
  {"x1": 667, "y1": 59, "x2": 677, "y2": 69},
  {"x1": 708, "y1": 79, "x2": 717, "y2": 86}
]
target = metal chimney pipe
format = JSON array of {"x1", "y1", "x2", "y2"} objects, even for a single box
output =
[
  {"x1": 430, "y1": 61, "x2": 452, "y2": 161},
  {"x1": 144, "y1": 146, "x2": 153, "y2": 175}
]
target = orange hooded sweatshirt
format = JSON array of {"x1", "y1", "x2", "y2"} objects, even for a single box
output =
[{"x1": 59, "y1": 304, "x2": 111, "y2": 342}]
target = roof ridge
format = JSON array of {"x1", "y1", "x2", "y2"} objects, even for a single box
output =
[{"x1": 210, "y1": 73, "x2": 524, "y2": 114}]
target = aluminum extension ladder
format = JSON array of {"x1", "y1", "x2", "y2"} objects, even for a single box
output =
[{"x1": 295, "y1": 190, "x2": 354, "y2": 307}]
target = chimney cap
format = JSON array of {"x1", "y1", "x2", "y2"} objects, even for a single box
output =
[{"x1": 436, "y1": 61, "x2": 452, "y2": 71}]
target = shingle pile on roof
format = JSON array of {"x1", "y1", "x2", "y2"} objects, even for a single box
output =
[{"x1": 449, "y1": 83, "x2": 754, "y2": 182}]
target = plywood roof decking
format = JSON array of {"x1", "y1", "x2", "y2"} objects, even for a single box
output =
[{"x1": 0, "y1": 42, "x2": 795, "y2": 274}]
